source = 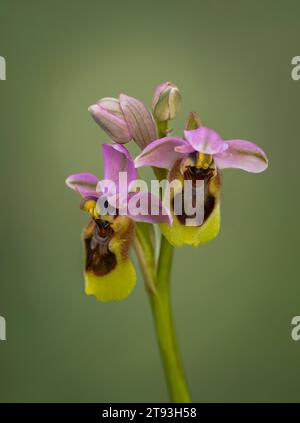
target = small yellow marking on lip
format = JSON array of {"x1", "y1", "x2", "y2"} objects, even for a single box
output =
[
  {"x1": 87, "y1": 207, "x2": 99, "y2": 219},
  {"x1": 82, "y1": 199, "x2": 96, "y2": 211},
  {"x1": 195, "y1": 152, "x2": 212, "y2": 169},
  {"x1": 81, "y1": 199, "x2": 100, "y2": 219}
]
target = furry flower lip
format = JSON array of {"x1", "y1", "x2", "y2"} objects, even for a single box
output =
[
  {"x1": 134, "y1": 122, "x2": 268, "y2": 247},
  {"x1": 66, "y1": 143, "x2": 170, "y2": 301}
]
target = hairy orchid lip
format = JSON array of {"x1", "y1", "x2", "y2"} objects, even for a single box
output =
[
  {"x1": 174, "y1": 165, "x2": 219, "y2": 226},
  {"x1": 94, "y1": 218, "x2": 113, "y2": 240},
  {"x1": 83, "y1": 217, "x2": 136, "y2": 301},
  {"x1": 85, "y1": 220, "x2": 116, "y2": 277},
  {"x1": 185, "y1": 166, "x2": 216, "y2": 180}
]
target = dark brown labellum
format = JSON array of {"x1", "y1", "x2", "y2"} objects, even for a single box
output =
[
  {"x1": 174, "y1": 166, "x2": 220, "y2": 226},
  {"x1": 84, "y1": 219, "x2": 117, "y2": 276}
]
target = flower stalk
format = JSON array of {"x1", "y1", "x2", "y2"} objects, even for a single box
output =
[
  {"x1": 134, "y1": 229, "x2": 191, "y2": 402},
  {"x1": 148, "y1": 235, "x2": 191, "y2": 403},
  {"x1": 135, "y1": 93, "x2": 191, "y2": 401}
]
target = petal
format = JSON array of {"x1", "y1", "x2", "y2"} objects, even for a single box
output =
[
  {"x1": 127, "y1": 192, "x2": 172, "y2": 224},
  {"x1": 174, "y1": 143, "x2": 195, "y2": 154},
  {"x1": 88, "y1": 102, "x2": 132, "y2": 144},
  {"x1": 119, "y1": 94, "x2": 158, "y2": 149},
  {"x1": 184, "y1": 127, "x2": 228, "y2": 154},
  {"x1": 152, "y1": 81, "x2": 181, "y2": 121},
  {"x1": 152, "y1": 82, "x2": 170, "y2": 109},
  {"x1": 214, "y1": 139, "x2": 268, "y2": 173},
  {"x1": 83, "y1": 218, "x2": 136, "y2": 301},
  {"x1": 184, "y1": 111, "x2": 204, "y2": 130},
  {"x1": 134, "y1": 137, "x2": 188, "y2": 170},
  {"x1": 102, "y1": 143, "x2": 137, "y2": 188},
  {"x1": 65, "y1": 173, "x2": 99, "y2": 196}
]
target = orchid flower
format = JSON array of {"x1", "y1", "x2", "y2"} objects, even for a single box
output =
[
  {"x1": 66, "y1": 143, "x2": 170, "y2": 301},
  {"x1": 67, "y1": 81, "x2": 269, "y2": 403},
  {"x1": 135, "y1": 118, "x2": 268, "y2": 246}
]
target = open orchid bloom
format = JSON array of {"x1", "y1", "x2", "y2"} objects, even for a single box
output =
[
  {"x1": 135, "y1": 122, "x2": 268, "y2": 247},
  {"x1": 66, "y1": 144, "x2": 171, "y2": 301}
]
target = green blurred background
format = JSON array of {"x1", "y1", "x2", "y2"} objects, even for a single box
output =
[{"x1": 0, "y1": 0, "x2": 299, "y2": 402}]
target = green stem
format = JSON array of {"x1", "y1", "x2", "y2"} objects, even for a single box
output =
[
  {"x1": 134, "y1": 119, "x2": 191, "y2": 402},
  {"x1": 133, "y1": 235, "x2": 156, "y2": 295},
  {"x1": 148, "y1": 236, "x2": 192, "y2": 403}
]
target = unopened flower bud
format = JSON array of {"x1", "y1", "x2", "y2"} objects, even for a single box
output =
[
  {"x1": 119, "y1": 94, "x2": 158, "y2": 149},
  {"x1": 88, "y1": 97, "x2": 132, "y2": 144},
  {"x1": 152, "y1": 81, "x2": 181, "y2": 122},
  {"x1": 184, "y1": 111, "x2": 203, "y2": 130}
]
